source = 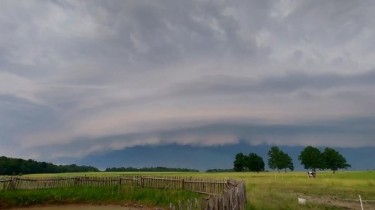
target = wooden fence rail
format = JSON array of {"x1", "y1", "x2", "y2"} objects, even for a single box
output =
[
  {"x1": 0, "y1": 176, "x2": 226, "y2": 194},
  {"x1": 0, "y1": 176, "x2": 246, "y2": 210},
  {"x1": 170, "y1": 179, "x2": 246, "y2": 210}
]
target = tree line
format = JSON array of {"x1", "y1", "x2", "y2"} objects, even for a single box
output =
[
  {"x1": 206, "y1": 168, "x2": 234, "y2": 173},
  {"x1": 0, "y1": 156, "x2": 99, "y2": 175},
  {"x1": 105, "y1": 166, "x2": 199, "y2": 172},
  {"x1": 233, "y1": 146, "x2": 350, "y2": 173}
]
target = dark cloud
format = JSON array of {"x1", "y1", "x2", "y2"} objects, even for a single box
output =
[
  {"x1": 160, "y1": 70, "x2": 375, "y2": 100},
  {"x1": 1, "y1": 0, "x2": 375, "y2": 162},
  {"x1": 30, "y1": 115, "x2": 375, "y2": 162}
]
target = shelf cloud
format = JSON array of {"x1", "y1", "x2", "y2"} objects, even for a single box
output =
[{"x1": 1, "y1": 0, "x2": 375, "y2": 162}]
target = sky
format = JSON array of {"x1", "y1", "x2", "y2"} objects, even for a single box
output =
[{"x1": 1, "y1": 0, "x2": 375, "y2": 169}]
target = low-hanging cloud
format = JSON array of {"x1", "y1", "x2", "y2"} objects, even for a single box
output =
[{"x1": 1, "y1": 0, "x2": 375, "y2": 162}]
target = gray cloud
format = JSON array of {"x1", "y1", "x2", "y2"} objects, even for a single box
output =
[
  {"x1": 163, "y1": 70, "x2": 375, "y2": 96},
  {"x1": 30, "y1": 116, "x2": 375, "y2": 161},
  {"x1": 1, "y1": 0, "x2": 375, "y2": 161}
]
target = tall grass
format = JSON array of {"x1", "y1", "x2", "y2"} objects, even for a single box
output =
[
  {"x1": 0, "y1": 186, "x2": 201, "y2": 209},
  {"x1": 5, "y1": 171, "x2": 375, "y2": 209}
]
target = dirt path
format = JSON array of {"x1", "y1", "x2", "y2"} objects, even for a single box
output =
[{"x1": 299, "y1": 194, "x2": 375, "y2": 210}]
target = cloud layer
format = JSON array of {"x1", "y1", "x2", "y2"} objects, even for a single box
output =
[{"x1": 1, "y1": 0, "x2": 375, "y2": 161}]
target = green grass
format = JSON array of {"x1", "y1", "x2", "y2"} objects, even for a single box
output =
[
  {"x1": 201, "y1": 171, "x2": 375, "y2": 209},
  {"x1": 0, "y1": 185, "x2": 201, "y2": 209},
  {"x1": 3, "y1": 171, "x2": 375, "y2": 209}
]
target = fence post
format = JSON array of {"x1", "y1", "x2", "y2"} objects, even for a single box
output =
[
  {"x1": 194, "y1": 198, "x2": 200, "y2": 210},
  {"x1": 181, "y1": 179, "x2": 185, "y2": 189},
  {"x1": 118, "y1": 178, "x2": 122, "y2": 194},
  {"x1": 169, "y1": 202, "x2": 175, "y2": 210},
  {"x1": 359, "y1": 195, "x2": 364, "y2": 210},
  {"x1": 8, "y1": 177, "x2": 16, "y2": 190},
  {"x1": 7, "y1": 177, "x2": 18, "y2": 190},
  {"x1": 178, "y1": 200, "x2": 182, "y2": 210}
]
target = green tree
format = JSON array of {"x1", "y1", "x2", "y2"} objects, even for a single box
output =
[
  {"x1": 0, "y1": 156, "x2": 99, "y2": 175},
  {"x1": 246, "y1": 153, "x2": 265, "y2": 172},
  {"x1": 267, "y1": 146, "x2": 280, "y2": 171},
  {"x1": 280, "y1": 152, "x2": 294, "y2": 172},
  {"x1": 268, "y1": 146, "x2": 294, "y2": 172},
  {"x1": 233, "y1": 153, "x2": 246, "y2": 172},
  {"x1": 298, "y1": 146, "x2": 324, "y2": 172},
  {"x1": 322, "y1": 147, "x2": 350, "y2": 173}
]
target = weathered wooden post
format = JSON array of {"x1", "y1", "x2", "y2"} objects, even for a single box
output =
[
  {"x1": 169, "y1": 202, "x2": 175, "y2": 210},
  {"x1": 178, "y1": 200, "x2": 182, "y2": 210},
  {"x1": 181, "y1": 178, "x2": 185, "y2": 189},
  {"x1": 194, "y1": 198, "x2": 200, "y2": 210},
  {"x1": 8, "y1": 177, "x2": 17, "y2": 190},
  {"x1": 118, "y1": 177, "x2": 122, "y2": 194},
  {"x1": 186, "y1": 199, "x2": 192, "y2": 210}
]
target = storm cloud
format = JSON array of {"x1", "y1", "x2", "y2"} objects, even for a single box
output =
[{"x1": 1, "y1": 0, "x2": 375, "y2": 162}]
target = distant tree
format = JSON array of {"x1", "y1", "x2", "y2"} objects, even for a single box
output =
[
  {"x1": 267, "y1": 147, "x2": 279, "y2": 171},
  {"x1": 206, "y1": 168, "x2": 234, "y2": 172},
  {"x1": 233, "y1": 153, "x2": 246, "y2": 172},
  {"x1": 246, "y1": 153, "x2": 265, "y2": 172},
  {"x1": 281, "y1": 152, "x2": 294, "y2": 172},
  {"x1": 299, "y1": 146, "x2": 324, "y2": 172},
  {"x1": 0, "y1": 156, "x2": 99, "y2": 175},
  {"x1": 322, "y1": 147, "x2": 350, "y2": 173},
  {"x1": 268, "y1": 146, "x2": 294, "y2": 172},
  {"x1": 105, "y1": 167, "x2": 199, "y2": 172}
]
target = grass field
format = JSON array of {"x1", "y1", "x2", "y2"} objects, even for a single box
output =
[
  {"x1": 2, "y1": 171, "x2": 375, "y2": 209},
  {"x1": 0, "y1": 185, "x2": 201, "y2": 209}
]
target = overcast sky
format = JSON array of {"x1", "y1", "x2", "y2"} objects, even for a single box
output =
[{"x1": 1, "y1": 0, "x2": 375, "y2": 162}]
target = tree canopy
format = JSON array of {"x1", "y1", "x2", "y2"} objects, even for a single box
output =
[
  {"x1": 0, "y1": 156, "x2": 99, "y2": 175},
  {"x1": 298, "y1": 146, "x2": 350, "y2": 173},
  {"x1": 246, "y1": 153, "x2": 265, "y2": 172},
  {"x1": 322, "y1": 147, "x2": 351, "y2": 173},
  {"x1": 232, "y1": 146, "x2": 350, "y2": 173},
  {"x1": 233, "y1": 152, "x2": 265, "y2": 172},
  {"x1": 298, "y1": 146, "x2": 324, "y2": 172},
  {"x1": 267, "y1": 146, "x2": 294, "y2": 172},
  {"x1": 233, "y1": 152, "x2": 247, "y2": 172}
]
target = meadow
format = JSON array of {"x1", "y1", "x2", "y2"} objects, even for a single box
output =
[{"x1": 1, "y1": 171, "x2": 375, "y2": 209}]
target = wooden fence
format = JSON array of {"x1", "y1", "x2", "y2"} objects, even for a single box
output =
[
  {"x1": 170, "y1": 179, "x2": 247, "y2": 210},
  {"x1": 0, "y1": 176, "x2": 246, "y2": 210},
  {"x1": 0, "y1": 176, "x2": 226, "y2": 194}
]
